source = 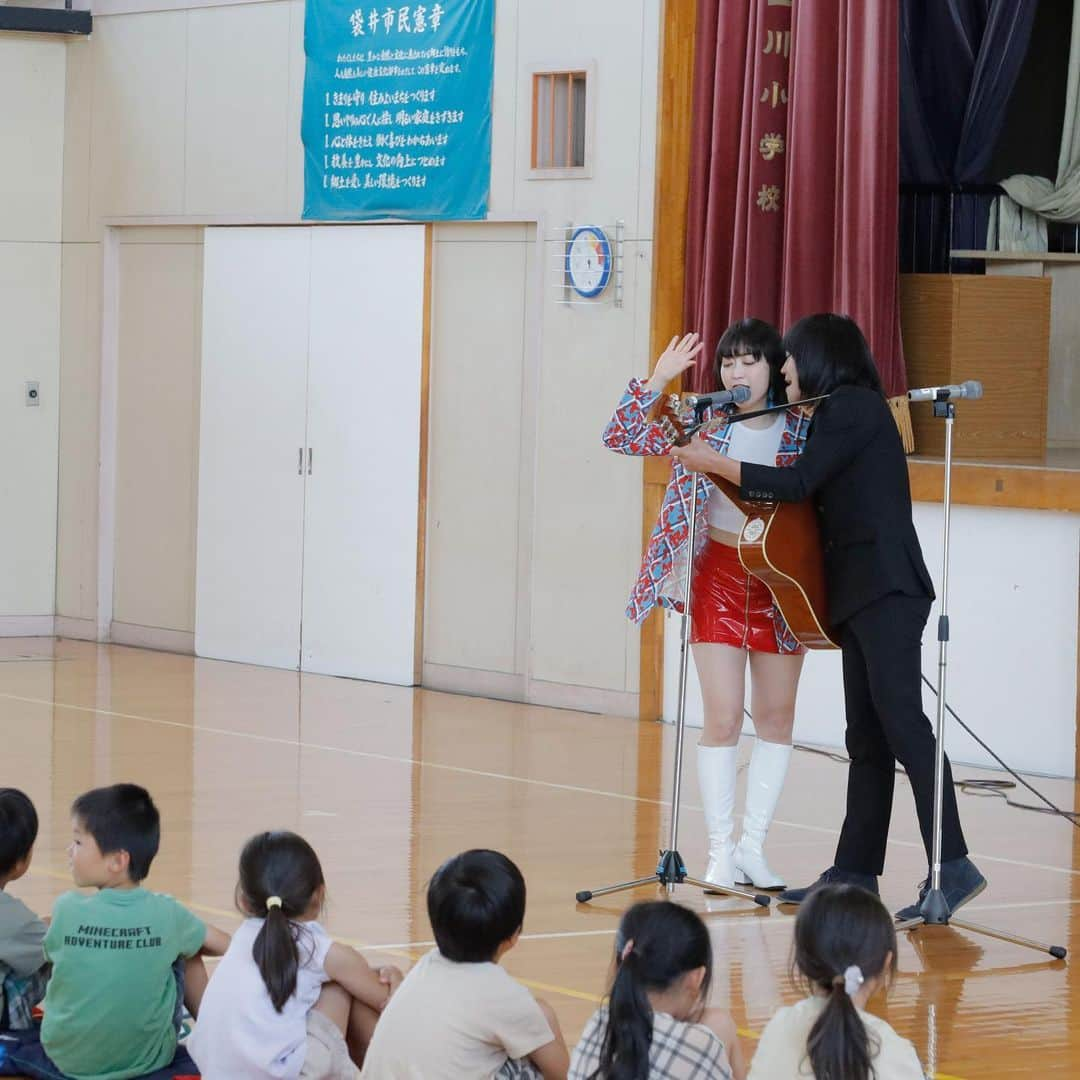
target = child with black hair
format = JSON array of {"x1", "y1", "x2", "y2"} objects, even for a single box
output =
[
  {"x1": 361, "y1": 849, "x2": 569, "y2": 1079},
  {"x1": 748, "y1": 884, "x2": 924, "y2": 1079},
  {"x1": 570, "y1": 900, "x2": 744, "y2": 1080},
  {"x1": 190, "y1": 830, "x2": 403, "y2": 1079},
  {"x1": 0, "y1": 789, "x2": 48, "y2": 1031},
  {"x1": 12, "y1": 783, "x2": 231, "y2": 1080}
]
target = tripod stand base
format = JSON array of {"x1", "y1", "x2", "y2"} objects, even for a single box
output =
[
  {"x1": 897, "y1": 912, "x2": 1067, "y2": 959},
  {"x1": 918, "y1": 886, "x2": 950, "y2": 925},
  {"x1": 575, "y1": 849, "x2": 771, "y2": 908}
]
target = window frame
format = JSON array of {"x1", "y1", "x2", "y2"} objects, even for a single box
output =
[{"x1": 526, "y1": 62, "x2": 596, "y2": 180}]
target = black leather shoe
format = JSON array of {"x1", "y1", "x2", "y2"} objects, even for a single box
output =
[
  {"x1": 777, "y1": 865, "x2": 879, "y2": 905},
  {"x1": 894, "y1": 856, "x2": 987, "y2": 921}
]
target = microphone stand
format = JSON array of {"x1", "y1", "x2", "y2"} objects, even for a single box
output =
[
  {"x1": 575, "y1": 399, "x2": 770, "y2": 911},
  {"x1": 897, "y1": 396, "x2": 1066, "y2": 959}
]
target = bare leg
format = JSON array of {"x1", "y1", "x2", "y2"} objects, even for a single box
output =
[
  {"x1": 693, "y1": 643, "x2": 749, "y2": 746},
  {"x1": 746, "y1": 650, "x2": 804, "y2": 744},
  {"x1": 345, "y1": 995, "x2": 381, "y2": 1067},
  {"x1": 312, "y1": 981, "x2": 351, "y2": 1036}
]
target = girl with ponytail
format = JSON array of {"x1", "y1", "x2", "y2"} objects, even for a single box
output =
[
  {"x1": 570, "y1": 901, "x2": 744, "y2": 1080},
  {"x1": 749, "y1": 884, "x2": 924, "y2": 1079},
  {"x1": 189, "y1": 831, "x2": 403, "y2": 1079}
]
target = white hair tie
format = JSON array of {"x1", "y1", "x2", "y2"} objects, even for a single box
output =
[{"x1": 843, "y1": 965, "x2": 864, "y2": 997}]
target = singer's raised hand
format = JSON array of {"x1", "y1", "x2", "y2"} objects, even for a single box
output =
[{"x1": 646, "y1": 332, "x2": 705, "y2": 393}]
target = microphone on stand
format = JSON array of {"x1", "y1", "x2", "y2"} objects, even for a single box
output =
[
  {"x1": 907, "y1": 380, "x2": 984, "y2": 403},
  {"x1": 687, "y1": 384, "x2": 752, "y2": 412}
]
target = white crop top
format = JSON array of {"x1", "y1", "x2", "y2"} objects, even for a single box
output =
[{"x1": 707, "y1": 411, "x2": 785, "y2": 534}]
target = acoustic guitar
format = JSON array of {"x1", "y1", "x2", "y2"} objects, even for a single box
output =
[{"x1": 657, "y1": 397, "x2": 837, "y2": 650}]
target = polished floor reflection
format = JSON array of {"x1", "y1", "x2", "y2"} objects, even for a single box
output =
[{"x1": 2, "y1": 639, "x2": 1078, "y2": 1077}]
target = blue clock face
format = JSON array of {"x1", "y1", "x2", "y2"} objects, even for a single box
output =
[{"x1": 566, "y1": 226, "x2": 612, "y2": 298}]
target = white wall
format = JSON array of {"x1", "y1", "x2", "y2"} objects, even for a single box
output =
[
  {"x1": 665, "y1": 503, "x2": 1080, "y2": 778},
  {"x1": 48, "y1": 0, "x2": 664, "y2": 711},
  {"x1": 0, "y1": 38, "x2": 65, "y2": 623},
  {"x1": 425, "y1": 223, "x2": 533, "y2": 687},
  {"x1": 113, "y1": 229, "x2": 203, "y2": 639}
]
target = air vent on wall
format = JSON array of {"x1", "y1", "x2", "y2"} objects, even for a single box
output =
[{"x1": 0, "y1": 5, "x2": 92, "y2": 34}]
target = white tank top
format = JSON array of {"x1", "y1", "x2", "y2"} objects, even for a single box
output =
[{"x1": 707, "y1": 411, "x2": 785, "y2": 534}]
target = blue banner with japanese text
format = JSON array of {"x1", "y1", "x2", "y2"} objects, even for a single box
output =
[{"x1": 303, "y1": 0, "x2": 494, "y2": 220}]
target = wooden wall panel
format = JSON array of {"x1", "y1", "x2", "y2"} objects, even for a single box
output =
[
  {"x1": 901, "y1": 274, "x2": 1051, "y2": 461},
  {"x1": 641, "y1": 0, "x2": 697, "y2": 722}
]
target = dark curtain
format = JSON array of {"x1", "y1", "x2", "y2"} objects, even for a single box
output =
[
  {"x1": 782, "y1": 0, "x2": 904, "y2": 397},
  {"x1": 990, "y1": 0, "x2": 1073, "y2": 186},
  {"x1": 684, "y1": 0, "x2": 791, "y2": 385},
  {"x1": 900, "y1": 0, "x2": 1037, "y2": 271},
  {"x1": 685, "y1": 1, "x2": 906, "y2": 395}
]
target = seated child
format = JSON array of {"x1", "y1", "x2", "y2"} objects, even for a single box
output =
[
  {"x1": 748, "y1": 883, "x2": 924, "y2": 1079},
  {"x1": 570, "y1": 900, "x2": 744, "y2": 1080},
  {"x1": 360, "y1": 849, "x2": 569, "y2": 1079},
  {"x1": 190, "y1": 830, "x2": 403, "y2": 1079},
  {"x1": 0, "y1": 789, "x2": 48, "y2": 1031},
  {"x1": 14, "y1": 783, "x2": 230, "y2": 1080}
]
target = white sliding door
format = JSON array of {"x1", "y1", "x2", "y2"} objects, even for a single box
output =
[
  {"x1": 196, "y1": 227, "x2": 311, "y2": 669},
  {"x1": 302, "y1": 225, "x2": 425, "y2": 684}
]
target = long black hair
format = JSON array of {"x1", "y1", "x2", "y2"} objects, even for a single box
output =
[
  {"x1": 237, "y1": 831, "x2": 326, "y2": 1012},
  {"x1": 714, "y1": 317, "x2": 788, "y2": 406},
  {"x1": 782, "y1": 313, "x2": 884, "y2": 399},
  {"x1": 590, "y1": 901, "x2": 713, "y2": 1080},
  {"x1": 792, "y1": 884, "x2": 898, "y2": 1080}
]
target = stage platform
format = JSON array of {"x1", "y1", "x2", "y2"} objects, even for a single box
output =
[{"x1": 3, "y1": 638, "x2": 1078, "y2": 1078}]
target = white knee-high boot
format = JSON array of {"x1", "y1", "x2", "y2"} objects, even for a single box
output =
[
  {"x1": 697, "y1": 744, "x2": 739, "y2": 888},
  {"x1": 733, "y1": 739, "x2": 792, "y2": 889}
]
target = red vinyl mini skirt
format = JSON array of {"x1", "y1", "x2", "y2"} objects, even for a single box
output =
[{"x1": 690, "y1": 538, "x2": 782, "y2": 652}]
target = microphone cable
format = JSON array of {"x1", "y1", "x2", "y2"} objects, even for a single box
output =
[{"x1": 741, "y1": 678, "x2": 1080, "y2": 828}]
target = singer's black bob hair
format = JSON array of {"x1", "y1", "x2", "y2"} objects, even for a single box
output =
[
  {"x1": 714, "y1": 317, "x2": 788, "y2": 406},
  {"x1": 782, "y1": 313, "x2": 884, "y2": 400}
]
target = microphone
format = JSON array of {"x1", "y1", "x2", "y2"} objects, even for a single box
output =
[
  {"x1": 689, "y1": 385, "x2": 752, "y2": 411},
  {"x1": 907, "y1": 380, "x2": 983, "y2": 403}
]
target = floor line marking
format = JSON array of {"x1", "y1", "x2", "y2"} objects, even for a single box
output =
[{"x1": 5, "y1": 690, "x2": 1076, "y2": 883}]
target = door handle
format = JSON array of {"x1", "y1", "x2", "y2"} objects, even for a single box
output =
[
  {"x1": 307, "y1": 447, "x2": 313, "y2": 475},
  {"x1": 298, "y1": 448, "x2": 303, "y2": 475}
]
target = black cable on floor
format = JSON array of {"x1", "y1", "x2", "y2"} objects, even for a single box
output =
[{"x1": 743, "y1": 678, "x2": 1080, "y2": 829}]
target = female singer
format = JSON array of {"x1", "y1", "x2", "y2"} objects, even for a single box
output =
[{"x1": 603, "y1": 319, "x2": 809, "y2": 890}]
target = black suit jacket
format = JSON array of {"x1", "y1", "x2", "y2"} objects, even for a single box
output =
[{"x1": 740, "y1": 385, "x2": 935, "y2": 627}]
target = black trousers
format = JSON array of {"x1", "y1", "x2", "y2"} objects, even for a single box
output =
[{"x1": 833, "y1": 593, "x2": 968, "y2": 876}]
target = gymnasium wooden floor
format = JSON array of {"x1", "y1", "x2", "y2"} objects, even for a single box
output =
[{"x1": 3, "y1": 638, "x2": 1078, "y2": 1077}]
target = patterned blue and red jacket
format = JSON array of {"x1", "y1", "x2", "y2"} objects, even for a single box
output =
[{"x1": 602, "y1": 377, "x2": 811, "y2": 653}]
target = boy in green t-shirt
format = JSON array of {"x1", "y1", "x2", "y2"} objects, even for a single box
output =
[{"x1": 32, "y1": 784, "x2": 229, "y2": 1080}]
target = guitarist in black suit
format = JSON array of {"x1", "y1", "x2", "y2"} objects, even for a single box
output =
[{"x1": 671, "y1": 313, "x2": 986, "y2": 920}]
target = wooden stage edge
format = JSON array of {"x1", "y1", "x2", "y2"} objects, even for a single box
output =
[{"x1": 908, "y1": 457, "x2": 1080, "y2": 513}]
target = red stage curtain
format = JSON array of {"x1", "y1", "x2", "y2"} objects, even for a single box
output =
[
  {"x1": 685, "y1": 1, "x2": 907, "y2": 402},
  {"x1": 685, "y1": 0, "x2": 791, "y2": 391}
]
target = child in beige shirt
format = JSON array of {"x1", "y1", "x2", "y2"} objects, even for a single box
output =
[
  {"x1": 749, "y1": 884, "x2": 924, "y2": 1080},
  {"x1": 360, "y1": 850, "x2": 569, "y2": 1079}
]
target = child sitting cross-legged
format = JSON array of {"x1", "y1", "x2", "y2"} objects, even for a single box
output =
[
  {"x1": 189, "y1": 830, "x2": 404, "y2": 1079},
  {"x1": 748, "y1": 884, "x2": 924, "y2": 1080},
  {"x1": 360, "y1": 849, "x2": 570, "y2": 1079},
  {"x1": 0, "y1": 789, "x2": 49, "y2": 1034},
  {"x1": 2, "y1": 783, "x2": 230, "y2": 1080},
  {"x1": 570, "y1": 900, "x2": 745, "y2": 1080}
]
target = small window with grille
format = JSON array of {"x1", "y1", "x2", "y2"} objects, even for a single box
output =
[{"x1": 531, "y1": 70, "x2": 589, "y2": 173}]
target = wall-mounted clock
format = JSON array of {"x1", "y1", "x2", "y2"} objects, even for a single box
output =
[{"x1": 565, "y1": 225, "x2": 612, "y2": 298}]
